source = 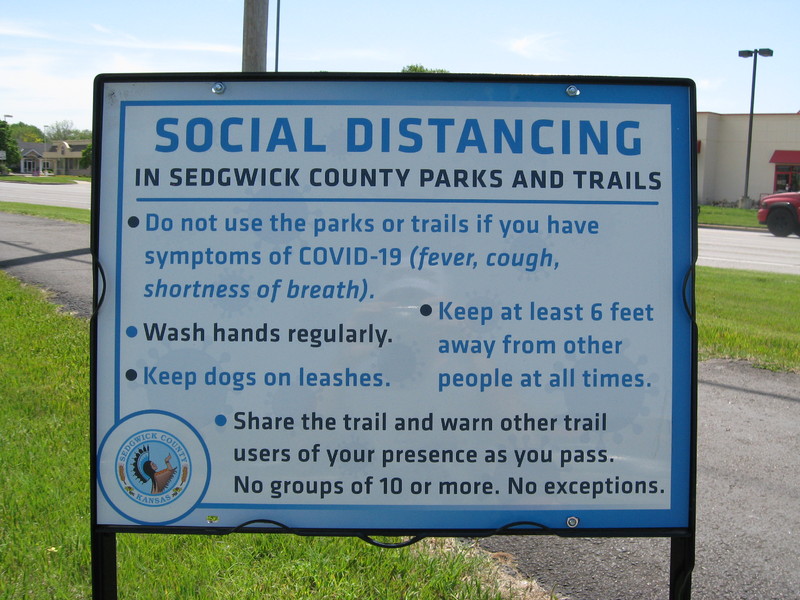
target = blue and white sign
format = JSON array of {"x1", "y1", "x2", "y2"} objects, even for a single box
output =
[{"x1": 93, "y1": 74, "x2": 696, "y2": 533}]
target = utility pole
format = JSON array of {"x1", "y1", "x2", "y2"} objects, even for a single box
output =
[{"x1": 242, "y1": 0, "x2": 268, "y2": 71}]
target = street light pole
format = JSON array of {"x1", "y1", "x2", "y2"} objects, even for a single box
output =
[{"x1": 738, "y1": 48, "x2": 773, "y2": 208}]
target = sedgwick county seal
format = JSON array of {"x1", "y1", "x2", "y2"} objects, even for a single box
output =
[{"x1": 116, "y1": 430, "x2": 191, "y2": 507}]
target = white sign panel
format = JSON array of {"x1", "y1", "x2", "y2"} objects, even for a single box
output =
[{"x1": 93, "y1": 75, "x2": 695, "y2": 533}]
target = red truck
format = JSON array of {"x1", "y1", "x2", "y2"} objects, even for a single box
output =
[{"x1": 758, "y1": 192, "x2": 800, "y2": 237}]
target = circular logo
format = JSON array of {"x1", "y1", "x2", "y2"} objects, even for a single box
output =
[
  {"x1": 97, "y1": 411, "x2": 210, "y2": 525},
  {"x1": 116, "y1": 430, "x2": 191, "y2": 506}
]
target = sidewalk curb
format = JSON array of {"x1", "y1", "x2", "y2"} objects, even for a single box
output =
[{"x1": 698, "y1": 223, "x2": 766, "y2": 233}]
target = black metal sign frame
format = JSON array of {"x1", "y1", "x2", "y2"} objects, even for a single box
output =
[{"x1": 91, "y1": 72, "x2": 697, "y2": 598}]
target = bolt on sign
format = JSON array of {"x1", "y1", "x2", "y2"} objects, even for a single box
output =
[{"x1": 92, "y1": 74, "x2": 696, "y2": 536}]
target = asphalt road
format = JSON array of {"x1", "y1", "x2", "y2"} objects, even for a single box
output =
[
  {"x1": 696, "y1": 226, "x2": 800, "y2": 275},
  {"x1": 0, "y1": 212, "x2": 92, "y2": 317},
  {"x1": 1, "y1": 190, "x2": 798, "y2": 599},
  {"x1": 0, "y1": 180, "x2": 91, "y2": 209}
]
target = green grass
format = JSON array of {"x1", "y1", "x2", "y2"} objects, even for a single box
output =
[
  {"x1": 0, "y1": 201, "x2": 90, "y2": 224},
  {"x1": 0, "y1": 275, "x2": 92, "y2": 598},
  {"x1": 0, "y1": 274, "x2": 540, "y2": 599},
  {"x1": 0, "y1": 174, "x2": 91, "y2": 184},
  {"x1": 698, "y1": 205, "x2": 764, "y2": 229},
  {"x1": 696, "y1": 266, "x2": 800, "y2": 371}
]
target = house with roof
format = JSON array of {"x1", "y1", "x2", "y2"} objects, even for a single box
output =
[
  {"x1": 18, "y1": 142, "x2": 48, "y2": 175},
  {"x1": 17, "y1": 140, "x2": 91, "y2": 176}
]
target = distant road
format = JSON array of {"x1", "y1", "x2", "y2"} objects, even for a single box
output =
[
  {"x1": 696, "y1": 227, "x2": 800, "y2": 275},
  {"x1": 0, "y1": 180, "x2": 91, "y2": 209},
  {"x1": 1, "y1": 181, "x2": 799, "y2": 275}
]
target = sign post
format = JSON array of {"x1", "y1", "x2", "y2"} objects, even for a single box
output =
[{"x1": 92, "y1": 73, "x2": 696, "y2": 598}]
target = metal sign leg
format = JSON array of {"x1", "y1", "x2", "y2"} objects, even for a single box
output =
[
  {"x1": 670, "y1": 535, "x2": 695, "y2": 600},
  {"x1": 92, "y1": 530, "x2": 118, "y2": 599}
]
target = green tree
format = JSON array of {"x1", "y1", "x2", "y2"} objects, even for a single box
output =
[
  {"x1": 402, "y1": 64, "x2": 449, "y2": 73},
  {"x1": 80, "y1": 144, "x2": 93, "y2": 169},
  {"x1": 10, "y1": 122, "x2": 45, "y2": 143},
  {"x1": 44, "y1": 120, "x2": 91, "y2": 141},
  {"x1": 0, "y1": 120, "x2": 22, "y2": 172}
]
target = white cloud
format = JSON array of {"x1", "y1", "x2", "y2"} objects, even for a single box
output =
[
  {"x1": 0, "y1": 23, "x2": 54, "y2": 40},
  {"x1": 696, "y1": 78, "x2": 725, "y2": 92},
  {"x1": 503, "y1": 33, "x2": 567, "y2": 62},
  {"x1": 90, "y1": 23, "x2": 114, "y2": 35},
  {"x1": 89, "y1": 35, "x2": 240, "y2": 54},
  {"x1": 1, "y1": 19, "x2": 238, "y2": 55}
]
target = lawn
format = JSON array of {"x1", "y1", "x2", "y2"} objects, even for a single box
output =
[
  {"x1": 696, "y1": 266, "x2": 800, "y2": 370},
  {"x1": 0, "y1": 274, "x2": 547, "y2": 599},
  {"x1": 697, "y1": 205, "x2": 764, "y2": 229},
  {"x1": 0, "y1": 174, "x2": 91, "y2": 184},
  {"x1": 0, "y1": 201, "x2": 90, "y2": 224}
]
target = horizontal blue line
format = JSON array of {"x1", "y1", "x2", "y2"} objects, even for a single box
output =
[
  {"x1": 197, "y1": 503, "x2": 675, "y2": 514},
  {"x1": 198, "y1": 503, "x2": 461, "y2": 510},
  {"x1": 197, "y1": 502, "x2": 556, "y2": 511},
  {"x1": 136, "y1": 197, "x2": 659, "y2": 206},
  {"x1": 123, "y1": 99, "x2": 441, "y2": 107}
]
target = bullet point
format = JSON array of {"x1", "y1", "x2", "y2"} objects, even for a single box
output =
[
  {"x1": 127, "y1": 216, "x2": 140, "y2": 228},
  {"x1": 125, "y1": 369, "x2": 137, "y2": 381},
  {"x1": 215, "y1": 414, "x2": 227, "y2": 427},
  {"x1": 126, "y1": 326, "x2": 138, "y2": 338},
  {"x1": 420, "y1": 304, "x2": 432, "y2": 317}
]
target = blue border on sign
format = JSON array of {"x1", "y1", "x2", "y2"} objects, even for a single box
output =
[
  {"x1": 107, "y1": 78, "x2": 694, "y2": 531},
  {"x1": 135, "y1": 197, "x2": 660, "y2": 205}
]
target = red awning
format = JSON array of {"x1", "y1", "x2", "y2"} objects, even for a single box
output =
[{"x1": 770, "y1": 150, "x2": 800, "y2": 164}]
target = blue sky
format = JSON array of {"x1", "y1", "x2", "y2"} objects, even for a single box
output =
[{"x1": 1, "y1": 0, "x2": 797, "y2": 131}]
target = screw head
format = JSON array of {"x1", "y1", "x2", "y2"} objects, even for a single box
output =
[
  {"x1": 211, "y1": 82, "x2": 226, "y2": 95},
  {"x1": 566, "y1": 516, "x2": 580, "y2": 528},
  {"x1": 565, "y1": 85, "x2": 580, "y2": 97}
]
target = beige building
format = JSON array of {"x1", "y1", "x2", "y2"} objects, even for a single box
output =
[
  {"x1": 18, "y1": 139, "x2": 91, "y2": 176},
  {"x1": 698, "y1": 112, "x2": 800, "y2": 206}
]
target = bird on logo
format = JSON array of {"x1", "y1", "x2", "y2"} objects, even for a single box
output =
[{"x1": 132, "y1": 445, "x2": 177, "y2": 494}]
